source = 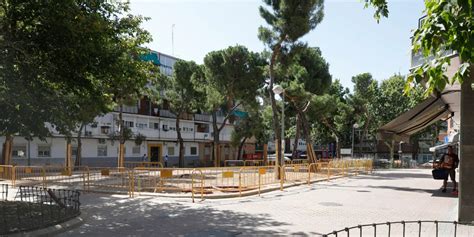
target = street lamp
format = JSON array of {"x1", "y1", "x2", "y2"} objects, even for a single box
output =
[
  {"x1": 272, "y1": 85, "x2": 285, "y2": 171},
  {"x1": 351, "y1": 123, "x2": 359, "y2": 158}
]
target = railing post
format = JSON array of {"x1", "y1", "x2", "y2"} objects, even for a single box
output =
[
  {"x1": 42, "y1": 166, "x2": 47, "y2": 188},
  {"x1": 307, "y1": 164, "x2": 312, "y2": 185},
  {"x1": 327, "y1": 162, "x2": 331, "y2": 181},
  {"x1": 200, "y1": 170, "x2": 204, "y2": 201},
  {"x1": 418, "y1": 220, "x2": 421, "y2": 237},
  {"x1": 192, "y1": 169, "x2": 196, "y2": 203},
  {"x1": 239, "y1": 167, "x2": 243, "y2": 197},
  {"x1": 12, "y1": 166, "x2": 16, "y2": 187},
  {"x1": 402, "y1": 221, "x2": 406, "y2": 237},
  {"x1": 128, "y1": 170, "x2": 134, "y2": 198},
  {"x1": 258, "y1": 169, "x2": 261, "y2": 196}
]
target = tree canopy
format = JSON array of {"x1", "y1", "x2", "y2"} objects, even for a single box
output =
[{"x1": 366, "y1": 0, "x2": 473, "y2": 94}]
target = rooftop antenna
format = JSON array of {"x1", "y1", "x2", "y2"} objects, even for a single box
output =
[{"x1": 172, "y1": 24, "x2": 175, "y2": 56}]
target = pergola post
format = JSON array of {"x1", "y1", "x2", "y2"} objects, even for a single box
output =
[{"x1": 459, "y1": 70, "x2": 474, "y2": 223}]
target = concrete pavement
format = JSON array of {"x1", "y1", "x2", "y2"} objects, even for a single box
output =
[{"x1": 60, "y1": 169, "x2": 462, "y2": 236}]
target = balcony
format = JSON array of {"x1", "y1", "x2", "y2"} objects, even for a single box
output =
[
  {"x1": 179, "y1": 113, "x2": 194, "y2": 121},
  {"x1": 411, "y1": 49, "x2": 454, "y2": 69},
  {"x1": 114, "y1": 105, "x2": 138, "y2": 114},
  {"x1": 194, "y1": 114, "x2": 211, "y2": 122},
  {"x1": 195, "y1": 132, "x2": 211, "y2": 140},
  {"x1": 159, "y1": 110, "x2": 176, "y2": 118}
]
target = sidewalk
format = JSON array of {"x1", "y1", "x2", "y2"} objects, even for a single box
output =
[{"x1": 60, "y1": 169, "x2": 460, "y2": 236}]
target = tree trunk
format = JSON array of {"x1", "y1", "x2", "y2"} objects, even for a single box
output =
[
  {"x1": 335, "y1": 135, "x2": 341, "y2": 158},
  {"x1": 299, "y1": 111, "x2": 315, "y2": 163},
  {"x1": 212, "y1": 112, "x2": 221, "y2": 167},
  {"x1": 176, "y1": 115, "x2": 185, "y2": 168},
  {"x1": 65, "y1": 139, "x2": 72, "y2": 174},
  {"x1": 74, "y1": 123, "x2": 85, "y2": 167},
  {"x1": 268, "y1": 43, "x2": 283, "y2": 178},
  {"x1": 385, "y1": 140, "x2": 395, "y2": 167},
  {"x1": 118, "y1": 103, "x2": 125, "y2": 168},
  {"x1": 299, "y1": 111, "x2": 311, "y2": 144},
  {"x1": 1, "y1": 134, "x2": 13, "y2": 165},
  {"x1": 292, "y1": 114, "x2": 301, "y2": 160},
  {"x1": 237, "y1": 137, "x2": 247, "y2": 160}
]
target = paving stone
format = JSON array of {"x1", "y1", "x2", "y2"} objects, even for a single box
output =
[{"x1": 60, "y1": 169, "x2": 463, "y2": 236}]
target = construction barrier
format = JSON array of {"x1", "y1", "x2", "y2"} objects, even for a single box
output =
[
  {"x1": 83, "y1": 167, "x2": 131, "y2": 195},
  {"x1": 0, "y1": 165, "x2": 15, "y2": 186},
  {"x1": 0, "y1": 159, "x2": 373, "y2": 200},
  {"x1": 191, "y1": 169, "x2": 204, "y2": 203},
  {"x1": 238, "y1": 166, "x2": 278, "y2": 196},
  {"x1": 224, "y1": 160, "x2": 244, "y2": 167},
  {"x1": 282, "y1": 164, "x2": 309, "y2": 183},
  {"x1": 289, "y1": 159, "x2": 309, "y2": 165},
  {"x1": 124, "y1": 162, "x2": 163, "y2": 169},
  {"x1": 244, "y1": 160, "x2": 265, "y2": 166}
]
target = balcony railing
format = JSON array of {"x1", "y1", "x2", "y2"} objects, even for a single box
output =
[
  {"x1": 159, "y1": 110, "x2": 176, "y2": 118},
  {"x1": 194, "y1": 114, "x2": 211, "y2": 122},
  {"x1": 323, "y1": 220, "x2": 473, "y2": 237}
]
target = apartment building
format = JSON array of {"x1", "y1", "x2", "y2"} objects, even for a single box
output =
[{"x1": 1, "y1": 50, "x2": 254, "y2": 167}]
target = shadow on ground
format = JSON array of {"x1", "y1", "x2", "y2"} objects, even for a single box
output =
[
  {"x1": 351, "y1": 170, "x2": 434, "y2": 180},
  {"x1": 61, "y1": 194, "x2": 289, "y2": 236}
]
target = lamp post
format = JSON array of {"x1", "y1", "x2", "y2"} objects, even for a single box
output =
[
  {"x1": 272, "y1": 85, "x2": 285, "y2": 173},
  {"x1": 351, "y1": 123, "x2": 359, "y2": 158}
]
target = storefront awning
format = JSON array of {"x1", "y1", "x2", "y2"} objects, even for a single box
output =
[{"x1": 378, "y1": 96, "x2": 451, "y2": 142}]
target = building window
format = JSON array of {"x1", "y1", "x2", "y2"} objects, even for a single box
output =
[
  {"x1": 124, "y1": 121, "x2": 134, "y2": 128},
  {"x1": 162, "y1": 124, "x2": 169, "y2": 131},
  {"x1": 137, "y1": 123, "x2": 147, "y2": 129},
  {"x1": 190, "y1": 147, "x2": 197, "y2": 155},
  {"x1": 150, "y1": 122, "x2": 159, "y2": 130},
  {"x1": 100, "y1": 126, "x2": 110, "y2": 134},
  {"x1": 38, "y1": 146, "x2": 51, "y2": 157},
  {"x1": 12, "y1": 145, "x2": 27, "y2": 158},
  {"x1": 98, "y1": 138, "x2": 106, "y2": 144},
  {"x1": 97, "y1": 145, "x2": 107, "y2": 157},
  {"x1": 167, "y1": 147, "x2": 175, "y2": 156},
  {"x1": 132, "y1": 146, "x2": 141, "y2": 154}
]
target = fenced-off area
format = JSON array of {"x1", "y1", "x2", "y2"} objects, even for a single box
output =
[
  {"x1": 0, "y1": 184, "x2": 81, "y2": 235},
  {"x1": 0, "y1": 159, "x2": 372, "y2": 201}
]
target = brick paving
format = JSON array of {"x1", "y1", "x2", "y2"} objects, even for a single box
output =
[{"x1": 60, "y1": 169, "x2": 463, "y2": 236}]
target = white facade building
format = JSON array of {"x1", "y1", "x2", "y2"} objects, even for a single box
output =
[{"x1": 1, "y1": 50, "x2": 240, "y2": 167}]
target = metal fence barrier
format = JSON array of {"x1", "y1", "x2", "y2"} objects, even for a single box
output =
[
  {"x1": 0, "y1": 184, "x2": 81, "y2": 235},
  {"x1": 124, "y1": 162, "x2": 163, "y2": 169},
  {"x1": 0, "y1": 159, "x2": 373, "y2": 199},
  {"x1": 323, "y1": 220, "x2": 474, "y2": 237}
]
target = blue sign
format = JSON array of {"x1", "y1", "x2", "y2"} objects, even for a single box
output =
[
  {"x1": 444, "y1": 136, "x2": 449, "y2": 143},
  {"x1": 140, "y1": 52, "x2": 160, "y2": 65}
]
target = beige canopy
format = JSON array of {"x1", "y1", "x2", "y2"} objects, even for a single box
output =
[{"x1": 378, "y1": 96, "x2": 452, "y2": 142}]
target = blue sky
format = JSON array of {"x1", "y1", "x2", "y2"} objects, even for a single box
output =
[{"x1": 130, "y1": 0, "x2": 425, "y2": 91}]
